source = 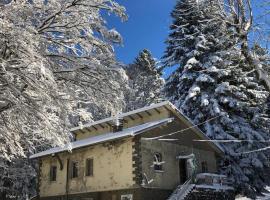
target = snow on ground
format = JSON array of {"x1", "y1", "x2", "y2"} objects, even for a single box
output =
[{"x1": 236, "y1": 186, "x2": 270, "y2": 200}]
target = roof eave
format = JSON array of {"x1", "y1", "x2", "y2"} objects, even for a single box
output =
[
  {"x1": 30, "y1": 117, "x2": 174, "y2": 159},
  {"x1": 70, "y1": 101, "x2": 171, "y2": 133},
  {"x1": 165, "y1": 102, "x2": 225, "y2": 156},
  {"x1": 29, "y1": 134, "x2": 132, "y2": 159}
]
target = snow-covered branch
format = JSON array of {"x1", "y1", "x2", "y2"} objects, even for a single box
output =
[{"x1": 0, "y1": 0, "x2": 128, "y2": 198}]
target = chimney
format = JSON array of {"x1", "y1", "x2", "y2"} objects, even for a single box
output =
[{"x1": 112, "y1": 114, "x2": 124, "y2": 133}]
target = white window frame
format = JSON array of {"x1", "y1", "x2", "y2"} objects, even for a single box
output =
[{"x1": 121, "y1": 194, "x2": 133, "y2": 200}]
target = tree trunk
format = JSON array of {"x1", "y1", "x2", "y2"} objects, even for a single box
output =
[{"x1": 241, "y1": 35, "x2": 270, "y2": 92}]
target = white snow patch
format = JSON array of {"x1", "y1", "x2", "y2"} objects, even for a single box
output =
[
  {"x1": 196, "y1": 74, "x2": 214, "y2": 83},
  {"x1": 196, "y1": 184, "x2": 234, "y2": 191},
  {"x1": 235, "y1": 186, "x2": 270, "y2": 200},
  {"x1": 187, "y1": 86, "x2": 201, "y2": 99},
  {"x1": 187, "y1": 57, "x2": 199, "y2": 65}
]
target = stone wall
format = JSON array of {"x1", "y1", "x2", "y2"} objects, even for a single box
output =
[{"x1": 38, "y1": 188, "x2": 172, "y2": 200}]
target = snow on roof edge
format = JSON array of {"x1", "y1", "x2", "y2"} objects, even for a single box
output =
[
  {"x1": 70, "y1": 101, "x2": 171, "y2": 132},
  {"x1": 167, "y1": 102, "x2": 224, "y2": 154},
  {"x1": 30, "y1": 117, "x2": 174, "y2": 159}
]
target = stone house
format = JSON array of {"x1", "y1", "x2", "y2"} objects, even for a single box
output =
[{"x1": 30, "y1": 101, "x2": 225, "y2": 200}]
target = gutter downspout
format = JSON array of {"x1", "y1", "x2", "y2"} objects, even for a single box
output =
[
  {"x1": 37, "y1": 159, "x2": 42, "y2": 200},
  {"x1": 65, "y1": 158, "x2": 70, "y2": 200}
]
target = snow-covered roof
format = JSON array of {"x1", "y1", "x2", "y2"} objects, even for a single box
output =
[
  {"x1": 30, "y1": 118, "x2": 174, "y2": 159},
  {"x1": 69, "y1": 101, "x2": 223, "y2": 155},
  {"x1": 70, "y1": 101, "x2": 172, "y2": 133},
  {"x1": 196, "y1": 173, "x2": 227, "y2": 178},
  {"x1": 196, "y1": 184, "x2": 234, "y2": 191}
]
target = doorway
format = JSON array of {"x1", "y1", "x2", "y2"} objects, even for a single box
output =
[{"x1": 179, "y1": 159, "x2": 187, "y2": 184}]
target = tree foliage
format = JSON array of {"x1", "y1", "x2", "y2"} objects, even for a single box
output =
[
  {"x1": 0, "y1": 0, "x2": 127, "y2": 198},
  {"x1": 163, "y1": 0, "x2": 270, "y2": 196},
  {"x1": 125, "y1": 49, "x2": 164, "y2": 111}
]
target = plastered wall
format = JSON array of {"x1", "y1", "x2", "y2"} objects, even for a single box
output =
[
  {"x1": 39, "y1": 138, "x2": 134, "y2": 197},
  {"x1": 38, "y1": 106, "x2": 220, "y2": 198},
  {"x1": 141, "y1": 140, "x2": 217, "y2": 190}
]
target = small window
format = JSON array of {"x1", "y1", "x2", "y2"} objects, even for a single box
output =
[
  {"x1": 121, "y1": 194, "x2": 133, "y2": 200},
  {"x1": 153, "y1": 153, "x2": 163, "y2": 171},
  {"x1": 201, "y1": 161, "x2": 208, "y2": 173},
  {"x1": 85, "y1": 158, "x2": 93, "y2": 176},
  {"x1": 50, "y1": 166, "x2": 57, "y2": 181},
  {"x1": 71, "y1": 161, "x2": 79, "y2": 178}
]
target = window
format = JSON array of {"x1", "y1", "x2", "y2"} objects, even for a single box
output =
[
  {"x1": 85, "y1": 158, "x2": 93, "y2": 176},
  {"x1": 50, "y1": 166, "x2": 57, "y2": 181},
  {"x1": 71, "y1": 161, "x2": 79, "y2": 178},
  {"x1": 201, "y1": 161, "x2": 208, "y2": 173},
  {"x1": 153, "y1": 153, "x2": 163, "y2": 171},
  {"x1": 121, "y1": 194, "x2": 133, "y2": 200}
]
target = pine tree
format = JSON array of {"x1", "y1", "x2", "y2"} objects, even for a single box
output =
[
  {"x1": 163, "y1": 0, "x2": 270, "y2": 196},
  {"x1": 125, "y1": 49, "x2": 164, "y2": 111},
  {"x1": 252, "y1": 44, "x2": 270, "y2": 75}
]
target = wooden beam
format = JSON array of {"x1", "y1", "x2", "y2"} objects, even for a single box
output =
[
  {"x1": 106, "y1": 122, "x2": 111, "y2": 127},
  {"x1": 145, "y1": 110, "x2": 152, "y2": 116},
  {"x1": 129, "y1": 115, "x2": 135, "y2": 121},
  {"x1": 164, "y1": 106, "x2": 172, "y2": 114},
  {"x1": 136, "y1": 113, "x2": 143, "y2": 119},
  {"x1": 85, "y1": 127, "x2": 92, "y2": 133},
  {"x1": 154, "y1": 108, "x2": 161, "y2": 114},
  {"x1": 99, "y1": 124, "x2": 105, "y2": 129},
  {"x1": 92, "y1": 125, "x2": 98, "y2": 131}
]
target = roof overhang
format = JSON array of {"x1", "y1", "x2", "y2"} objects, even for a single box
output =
[
  {"x1": 30, "y1": 118, "x2": 174, "y2": 159},
  {"x1": 30, "y1": 101, "x2": 224, "y2": 159},
  {"x1": 70, "y1": 101, "x2": 173, "y2": 134},
  {"x1": 164, "y1": 102, "x2": 224, "y2": 155}
]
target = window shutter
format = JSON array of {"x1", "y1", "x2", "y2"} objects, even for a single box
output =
[
  {"x1": 86, "y1": 158, "x2": 93, "y2": 176},
  {"x1": 50, "y1": 166, "x2": 57, "y2": 181},
  {"x1": 70, "y1": 161, "x2": 79, "y2": 178}
]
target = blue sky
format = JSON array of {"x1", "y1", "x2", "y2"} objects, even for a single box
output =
[
  {"x1": 105, "y1": 0, "x2": 176, "y2": 76},
  {"x1": 104, "y1": 0, "x2": 269, "y2": 77}
]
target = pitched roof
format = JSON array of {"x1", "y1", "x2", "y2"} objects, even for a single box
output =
[
  {"x1": 30, "y1": 101, "x2": 225, "y2": 159},
  {"x1": 70, "y1": 101, "x2": 172, "y2": 133},
  {"x1": 30, "y1": 118, "x2": 174, "y2": 159}
]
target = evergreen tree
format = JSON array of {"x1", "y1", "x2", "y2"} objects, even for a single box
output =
[
  {"x1": 252, "y1": 44, "x2": 270, "y2": 75},
  {"x1": 163, "y1": 0, "x2": 270, "y2": 196},
  {"x1": 126, "y1": 49, "x2": 164, "y2": 111}
]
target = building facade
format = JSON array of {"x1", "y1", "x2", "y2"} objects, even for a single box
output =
[{"x1": 31, "y1": 101, "x2": 223, "y2": 200}]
